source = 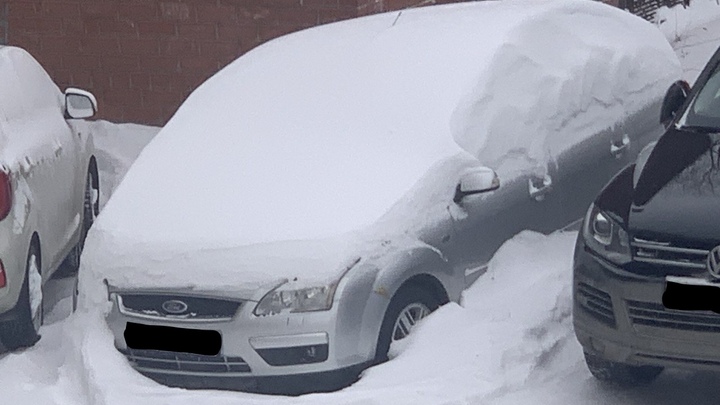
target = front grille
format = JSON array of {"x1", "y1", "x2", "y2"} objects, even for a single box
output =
[
  {"x1": 118, "y1": 294, "x2": 242, "y2": 322},
  {"x1": 576, "y1": 282, "x2": 616, "y2": 327},
  {"x1": 119, "y1": 348, "x2": 251, "y2": 373},
  {"x1": 627, "y1": 300, "x2": 720, "y2": 333},
  {"x1": 631, "y1": 237, "x2": 709, "y2": 271}
]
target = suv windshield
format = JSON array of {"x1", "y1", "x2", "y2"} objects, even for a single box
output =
[{"x1": 681, "y1": 63, "x2": 720, "y2": 130}]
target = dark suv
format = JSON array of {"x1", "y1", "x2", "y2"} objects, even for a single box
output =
[{"x1": 573, "y1": 45, "x2": 720, "y2": 385}]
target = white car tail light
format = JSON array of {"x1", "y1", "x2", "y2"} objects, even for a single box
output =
[
  {"x1": 0, "y1": 170, "x2": 11, "y2": 221},
  {"x1": 0, "y1": 259, "x2": 6, "y2": 288}
]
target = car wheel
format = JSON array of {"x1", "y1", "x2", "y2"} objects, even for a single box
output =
[
  {"x1": 584, "y1": 352, "x2": 663, "y2": 386},
  {"x1": 0, "y1": 245, "x2": 42, "y2": 351},
  {"x1": 375, "y1": 285, "x2": 439, "y2": 363},
  {"x1": 59, "y1": 168, "x2": 99, "y2": 277}
]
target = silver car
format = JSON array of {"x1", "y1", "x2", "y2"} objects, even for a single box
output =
[
  {"x1": 90, "y1": 2, "x2": 678, "y2": 395},
  {"x1": 0, "y1": 46, "x2": 99, "y2": 350}
]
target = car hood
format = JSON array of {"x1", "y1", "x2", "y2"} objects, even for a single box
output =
[{"x1": 629, "y1": 129, "x2": 720, "y2": 245}]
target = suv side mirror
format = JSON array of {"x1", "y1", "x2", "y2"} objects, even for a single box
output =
[
  {"x1": 453, "y1": 167, "x2": 500, "y2": 204},
  {"x1": 64, "y1": 88, "x2": 98, "y2": 119},
  {"x1": 660, "y1": 80, "x2": 690, "y2": 127}
]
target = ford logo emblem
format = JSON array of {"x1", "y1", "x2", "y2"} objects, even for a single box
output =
[{"x1": 162, "y1": 300, "x2": 188, "y2": 314}]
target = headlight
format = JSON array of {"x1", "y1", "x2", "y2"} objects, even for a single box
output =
[
  {"x1": 583, "y1": 204, "x2": 631, "y2": 266},
  {"x1": 253, "y1": 257, "x2": 361, "y2": 316},
  {"x1": 254, "y1": 283, "x2": 338, "y2": 316}
]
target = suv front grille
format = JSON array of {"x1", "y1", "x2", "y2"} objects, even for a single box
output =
[
  {"x1": 631, "y1": 237, "x2": 709, "y2": 271},
  {"x1": 576, "y1": 282, "x2": 616, "y2": 327},
  {"x1": 119, "y1": 348, "x2": 251, "y2": 373},
  {"x1": 627, "y1": 300, "x2": 720, "y2": 333},
  {"x1": 118, "y1": 294, "x2": 242, "y2": 322}
]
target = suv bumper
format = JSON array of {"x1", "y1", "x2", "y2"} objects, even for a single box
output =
[{"x1": 573, "y1": 245, "x2": 720, "y2": 371}]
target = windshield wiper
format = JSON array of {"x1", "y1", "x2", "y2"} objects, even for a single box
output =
[{"x1": 677, "y1": 124, "x2": 720, "y2": 134}]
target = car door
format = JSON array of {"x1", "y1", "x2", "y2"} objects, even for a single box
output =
[
  {"x1": 548, "y1": 101, "x2": 665, "y2": 230},
  {"x1": 6, "y1": 49, "x2": 81, "y2": 270},
  {"x1": 446, "y1": 158, "x2": 562, "y2": 286}
]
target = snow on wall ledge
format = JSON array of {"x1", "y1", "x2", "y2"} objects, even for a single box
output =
[{"x1": 81, "y1": 0, "x2": 680, "y2": 299}]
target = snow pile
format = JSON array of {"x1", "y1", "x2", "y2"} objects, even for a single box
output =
[
  {"x1": 75, "y1": 120, "x2": 160, "y2": 208},
  {"x1": 656, "y1": 0, "x2": 720, "y2": 84},
  {"x1": 81, "y1": 0, "x2": 680, "y2": 301},
  {"x1": 656, "y1": 0, "x2": 720, "y2": 45}
]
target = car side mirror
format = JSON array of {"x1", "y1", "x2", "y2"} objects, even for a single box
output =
[
  {"x1": 660, "y1": 80, "x2": 690, "y2": 127},
  {"x1": 453, "y1": 167, "x2": 500, "y2": 204},
  {"x1": 64, "y1": 88, "x2": 98, "y2": 119}
]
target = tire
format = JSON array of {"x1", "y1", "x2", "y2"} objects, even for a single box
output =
[
  {"x1": 0, "y1": 245, "x2": 43, "y2": 351},
  {"x1": 584, "y1": 352, "x2": 663, "y2": 386},
  {"x1": 375, "y1": 285, "x2": 440, "y2": 363},
  {"x1": 58, "y1": 168, "x2": 99, "y2": 278}
]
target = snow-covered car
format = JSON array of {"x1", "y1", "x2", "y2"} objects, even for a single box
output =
[
  {"x1": 81, "y1": 0, "x2": 679, "y2": 394},
  {"x1": 0, "y1": 46, "x2": 100, "y2": 350}
]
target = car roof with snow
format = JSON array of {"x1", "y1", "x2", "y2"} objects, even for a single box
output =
[{"x1": 95, "y1": 0, "x2": 678, "y2": 251}]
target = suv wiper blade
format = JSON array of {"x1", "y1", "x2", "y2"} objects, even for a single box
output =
[{"x1": 677, "y1": 125, "x2": 720, "y2": 133}]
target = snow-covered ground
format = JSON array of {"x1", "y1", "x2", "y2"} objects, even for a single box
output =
[{"x1": 4, "y1": 1, "x2": 720, "y2": 404}]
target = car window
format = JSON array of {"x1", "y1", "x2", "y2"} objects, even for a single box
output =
[{"x1": 685, "y1": 63, "x2": 720, "y2": 127}]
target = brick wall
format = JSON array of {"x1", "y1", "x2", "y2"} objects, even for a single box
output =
[{"x1": 3, "y1": 0, "x2": 444, "y2": 125}]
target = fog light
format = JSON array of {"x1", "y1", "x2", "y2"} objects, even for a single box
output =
[{"x1": 256, "y1": 344, "x2": 329, "y2": 366}]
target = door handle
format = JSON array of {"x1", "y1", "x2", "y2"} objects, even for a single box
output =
[
  {"x1": 528, "y1": 174, "x2": 552, "y2": 201},
  {"x1": 610, "y1": 134, "x2": 630, "y2": 159}
]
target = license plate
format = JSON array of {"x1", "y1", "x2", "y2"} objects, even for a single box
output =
[
  {"x1": 124, "y1": 322, "x2": 222, "y2": 356},
  {"x1": 663, "y1": 276, "x2": 720, "y2": 313}
]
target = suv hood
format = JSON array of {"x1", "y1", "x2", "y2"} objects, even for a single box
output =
[{"x1": 630, "y1": 128, "x2": 720, "y2": 245}]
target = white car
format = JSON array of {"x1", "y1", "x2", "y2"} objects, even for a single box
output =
[
  {"x1": 82, "y1": 0, "x2": 679, "y2": 394},
  {"x1": 0, "y1": 46, "x2": 99, "y2": 350}
]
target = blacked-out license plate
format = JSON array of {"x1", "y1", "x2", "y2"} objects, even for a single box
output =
[
  {"x1": 124, "y1": 322, "x2": 222, "y2": 356},
  {"x1": 663, "y1": 276, "x2": 720, "y2": 313}
]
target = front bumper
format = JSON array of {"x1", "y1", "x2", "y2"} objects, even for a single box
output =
[
  {"x1": 573, "y1": 244, "x2": 720, "y2": 371},
  {"x1": 106, "y1": 292, "x2": 377, "y2": 392}
]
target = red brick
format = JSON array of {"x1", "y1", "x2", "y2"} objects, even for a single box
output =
[
  {"x1": 85, "y1": 17, "x2": 138, "y2": 38},
  {"x1": 108, "y1": 73, "x2": 133, "y2": 89},
  {"x1": 50, "y1": 69, "x2": 73, "y2": 88},
  {"x1": 40, "y1": 2, "x2": 80, "y2": 18},
  {"x1": 100, "y1": 56, "x2": 139, "y2": 72},
  {"x1": 318, "y1": 8, "x2": 353, "y2": 23},
  {"x1": 270, "y1": 8, "x2": 319, "y2": 27},
  {"x1": 160, "y1": 2, "x2": 192, "y2": 21},
  {"x1": 137, "y1": 56, "x2": 180, "y2": 74},
  {"x1": 22, "y1": 18, "x2": 64, "y2": 32},
  {"x1": 130, "y1": 73, "x2": 150, "y2": 90},
  {"x1": 143, "y1": 90, "x2": 179, "y2": 107},
  {"x1": 119, "y1": 38, "x2": 159, "y2": 56},
  {"x1": 81, "y1": 37, "x2": 120, "y2": 54},
  {"x1": 81, "y1": 1, "x2": 117, "y2": 17},
  {"x1": 34, "y1": 51, "x2": 63, "y2": 70},
  {"x1": 62, "y1": 17, "x2": 85, "y2": 34},
  {"x1": 117, "y1": 3, "x2": 158, "y2": 22},
  {"x1": 179, "y1": 56, "x2": 217, "y2": 74},
  {"x1": 197, "y1": 41, "x2": 240, "y2": 59},
  {"x1": 9, "y1": 2, "x2": 42, "y2": 19},
  {"x1": 150, "y1": 74, "x2": 174, "y2": 91},
  {"x1": 237, "y1": 6, "x2": 272, "y2": 22},
  {"x1": 177, "y1": 23, "x2": 217, "y2": 41},
  {"x1": 257, "y1": 24, "x2": 298, "y2": 42},
  {"x1": 137, "y1": 21, "x2": 177, "y2": 36},
  {"x1": 195, "y1": 3, "x2": 238, "y2": 24},
  {"x1": 70, "y1": 70, "x2": 94, "y2": 89},
  {"x1": 158, "y1": 38, "x2": 199, "y2": 56},
  {"x1": 64, "y1": 54, "x2": 100, "y2": 71},
  {"x1": 41, "y1": 36, "x2": 82, "y2": 53}
]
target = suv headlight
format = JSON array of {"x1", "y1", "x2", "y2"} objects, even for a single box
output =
[
  {"x1": 254, "y1": 283, "x2": 338, "y2": 316},
  {"x1": 583, "y1": 204, "x2": 631, "y2": 266}
]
